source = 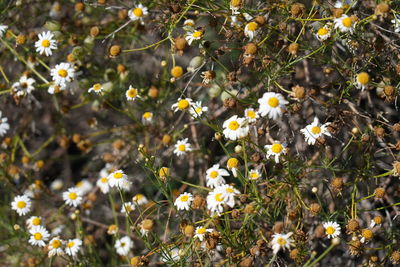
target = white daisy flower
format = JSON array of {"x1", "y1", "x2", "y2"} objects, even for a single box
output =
[
  {"x1": 50, "y1": 62, "x2": 75, "y2": 87},
  {"x1": 323, "y1": 221, "x2": 341, "y2": 239},
  {"x1": 248, "y1": 169, "x2": 261, "y2": 180},
  {"x1": 244, "y1": 108, "x2": 259, "y2": 123},
  {"x1": 244, "y1": 22, "x2": 258, "y2": 41},
  {"x1": 48, "y1": 237, "x2": 64, "y2": 257},
  {"x1": 354, "y1": 72, "x2": 370, "y2": 91},
  {"x1": 128, "y1": 4, "x2": 148, "y2": 24},
  {"x1": 171, "y1": 98, "x2": 193, "y2": 112},
  {"x1": 315, "y1": 25, "x2": 331, "y2": 41},
  {"x1": 26, "y1": 216, "x2": 43, "y2": 229},
  {"x1": 75, "y1": 179, "x2": 93, "y2": 195},
  {"x1": 0, "y1": 25, "x2": 8, "y2": 38},
  {"x1": 96, "y1": 176, "x2": 110, "y2": 194},
  {"x1": 271, "y1": 232, "x2": 293, "y2": 254},
  {"x1": 62, "y1": 187, "x2": 83, "y2": 207},
  {"x1": 206, "y1": 188, "x2": 226, "y2": 215},
  {"x1": 334, "y1": 0, "x2": 356, "y2": 9},
  {"x1": 230, "y1": 0, "x2": 241, "y2": 15},
  {"x1": 50, "y1": 179, "x2": 63, "y2": 191},
  {"x1": 132, "y1": 194, "x2": 148, "y2": 205},
  {"x1": 29, "y1": 226, "x2": 50, "y2": 247},
  {"x1": 11, "y1": 194, "x2": 31, "y2": 216},
  {"x1": 370, "y1": 216, "x2": 382, "y2": 228},
  {"x1": 65, "y1": 238, "x2": 82, "y2": 257},
  {"x1": 206, "y1": 164, "x2": 230, "y2": 188},
  {"x1": 121, "y1": 179, "x2": 133, "y2": 192},
  {"x1": 142, "y1": 112, "x2": 153, "y2": 124},
  {"x1": 265, "y1": 141, "x2": 287, "y2": 163},
  {"x1": 0, "y1": 111, "x2": 10, "y2": 137},
  {"x1": 300, "y1": 117, "x2": 332, "y2": 145},
  {"x1": 189, "y1": 101, "x2": 208, "y2": 118},
  {"x1": 194, "y1": 226, "x2": 213, "y2": 241},
  {"x1": 174, "y1": 192, "x2": 193, "y2": 211},
  {"x1": 217, "y1": 184, "x2": 240, "y2": 208},
  {"x1": 173, "y1": 138, "x2": 192, "y2": 157},
  {"x1": 48, "y1": 83, "x2": 66, "y2": 94},
  {"x1": 35, "y1": 31, "x2": 57, "y2": 56},
  {"x1": 120, "y1": 202, "x2": 135, "y2": 216},
  {"x1": 257, "y1": 92, "x2": 288, "y2": 120},
  {"x1": 185, "y1": 30, "x2": 204, "y2": 45},
  {"x1": 88, "y1": 83, "x2": 103, "y2": 94},
  {"x1": 183, "y1": 19, "x2": 195, "y2": 28},
  {"x1": 334, "y1": 15, "x2": 355, "y2": 33},
  {"x1": 391, "y1": 14, "x2": 400, "y2": 33},
  {"x1": 126, "y1": 85, "x2": 140, "y2": 101},
  {"x1": 12, "y1": 75, "x2": 36, "y2": 96},
  {"x1": 115, "y1": 236, "x2": 133, "y2": 256},
  {"x1": 227, "y1": 158, "x2": 239, "y2": 177},
  {"x1": 222, "y1": 115, "x2": 249, "y2": 141},
  {"x1": 108, "y1": 169, "x2": 128, "y2": 188}
]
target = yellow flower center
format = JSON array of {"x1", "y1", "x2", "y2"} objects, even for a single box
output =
[
  {"x1": 227, "y1": 158, "x2": 239, "y2": 168},
  {"x1": 42, "y1": 39, "x2": 50, "y2": 47},
  {"x1": 247, "y1": 110, "x2": 256, "y2": 118},
  {"x1": 67, "y1": 241, "x2": 74, "y2": 248},
  {"x1": 192, "y1": 31, "x2": 203, "y2": 38},
  {"x1": 317, "y1": 28, "x2": 329, "y2": 36},
  {"x1": 197, "y1": 228, "x2": 206, "y2": 234},
  {"x1": 143, "y1": 112, "x2": 152, "y2": 119},
  {"x1": 178, "y1": 144, "x2": 186, "y2": 151},
  {"x1": 69, "y1": 192, "x2": 77, "y2": 200},
  {"x1": 113, "y1": 172, "x2": 123, "y2": 179},
  {"x1": 277, "y1": 237, "x2": 286, "y2": 246},
  {"x1": 171, "y1": 66, "x2": 183, "y2": 78},
  {"x1": 326, "y1": 226, "x2": 335, "y2": 235},
  {"x1": 76, "y1": 181, "x2": 83, "y2": 187},
  {"x1": 127, "y1": 88, "x2": 137, "y2": 98},
  {"x1": 180, "y1": 195, "x2": 189, "y2": 202},
  {"x1": 231, "y1": 0, "x2": 241, "y2": 7},
  {"x1": 342, "y1": 17, "x2": 353, "y2": 28},
  {"x1": 124, "y1": 205, "x2": 132, "y2": 212},
  {"x1": 362, "y1": 229, "x2": 373, "y2": 239},
  {"x1": 58, "y1": 69, "x2": 68, "y2": 78},
  {"x1": 215, "y1": 193, "x2": 223, "y2": 202},
  {"x1": 51, "y1": 239, "x2": 61, "y2": 248},
  {"x1": 159, "y1": 167, "x2": 169, "y2": 177},
  {"x1": 357, "y1": 72, "x2": 369, "y2": 85},
  {"x1": 209, "y1": 170, "x2": 219, "y2": 179},
  {"x1": 226, "y1": 187, "x2": 234, "y2": 193},
  {"x1": 247, "y1": 22, "x2": 258, "y2": 32},
  {"x1": 177, "y1": 99, "x2": 189, "y2": 110},
  {"x1": 100, "y1": 177, "x2": 108, "y2": 183},
  {"x1": 228, "y1": 120, "x2": 240, "y2": 130},
  {"x1": 195, "y1": 107, "x2": 202, "y2": 114},
  {"x1": 311, "y1": 126, "x2": 321, "y2": 134},
  {"x1": 34, "y1": 232, "x2": 42, "y2": 240},
  {"x1": 250, "y1": 172, "x2": 259, "y2": 179},
  {"x1": 133, "y1": 8, "x2": 143, "y2": 17},
  {"x1": 268, "y1": 97, "x2": 279, "y2": 108},
  {"x1": 32, "y1": 217, "x2": 41, "y2": 226},
  {"x1": 135, "y1": 194, "x2": 143, "y2": 200},
  {"x1": 17, "y1": 201, "x2": 26, "y2": 209},
  {"x1": 92, "y1": 83, "x2": 102, "y2": 91},
  {"x1": 271, "y1": 143, "x2": 283, "y2": 153},
  {"x1": 21, "y1": 82, "x2": 28, "y2": 88}
]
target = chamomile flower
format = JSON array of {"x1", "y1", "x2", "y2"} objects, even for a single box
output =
[
  {"x1": 222, "y1": 115, "x2": 249, "y2": 141},
  {"x1": 265, "y1": 141, "x2": 287, "y2": 163},
  {"x1": 11, "y1": 194, "x2": 31, "y2": 216},
  {"x1": 62, "y1": 187, "x2": 83, "y2": 207},
  {"x1": 108, "y1": 169, "x2": 128, "y2": 188},
  {"x1": 248, "y1": 169, "x2": 261, "y2": 180},
  {"x1": 189, "y1": 101, "x2": 208, "y2": 118},
  {"x1": 194, "y1": 226, "x2": 213, "y2": 241},
  {"x1": 271, "y1": 232, "x2": 293, "y2": 254},
  {"x1": 171, "y1": 98, "x2": 193, "y2": 112},
  {"x1": 173, "y1": 138, "x2": 192, "y2": 157},
  {"x1": 184, "y1": 19, "x2": 195, "y2": 28},
  {"x1": 96, "y1": 176, "x2": 110, "y2": 194},
  {"x1": 334, "y1": 0, "x2": 356, "y2": 9},
  {"x1": 48, "y1": 237, "x2": 64, "y2": 257},
  {"x1": 132, "y1": 194, "x2": 148, "y2": 205},
  {"x1": 206, "y1": 189, "x2": 226, "y2": 214},
  {"x1": 354, "y1": 72, "x2": 370, "y2": 91},
  {"x1": 142, "y1": 112, "x2": 153, "y2": 124},
  {"x1": 65, "y1": 238, "x2": 82, "y2": 257},
  {"x1": 244, "y1": 22, "x2": 258, "y2": 40},
  {"x1": 227, "y1": 157, "x2": 239, "y2": 177},
  {"x1": 88, "y1": 83, "x2": 103, "y2": 94},
  {"x1": 50, "y1": 62, "x2": 75, "y2": 86},
  {"x1": 120, "y1": 202, "x2": 135, "y2": 216},
  {"x1": 174, "y1": 192, "x2": 193, "y2": 211},
  {"x1": 206, "y1": 164, "x2": 230, "y2": 188},
  {"x1": 50, "y1": 179, "x2": 63, "y2": 191},
  {"x1": 230, "y1": 0, "x2": 241, "y2": 15},
  {"x1": 244, "y1": 108, "x2": 259, "y2": 123},
  {"x1": 391, "y1": 14, "x2": 400, "y2": 33},
  {"x1": 315, "y1": 25, "x2": 331, "y2": 41},
  {"x1": 218, "y1": 184, "x2": 240, "y2": 208},
  {"x1": 185, "y1": 30, "x2": 204, "y2": 45},
  {"x1": 360, "y1": 228, "x2": 373, "y2": 243},
  {"x1": 0, "y1": 111, "x2": 10, "y2": 137},
  {"x1": 323, "y1": 221, "x2": 341, "y2": 239},
  {"x1": 26, "y1": 216, "x2": 43, "y2": 229},
  {"x1": 258, "y1": 92, "x2": 288, "y2": 120},
  {"x1": 75, "y1": 179, "x2": 93, "y2": 195},
  {"x1": 370, "y1": 216, "x2": 382, "y2": 228},
  {"x1": 0, "y1": 25, "x2": 8, "y2": 38},
  {"x1": 29, "y1": 226, "x2": 50, "y2": 247},
  {"x1": 300, "y1": 117, "x2": 332, "y2": 145},
  {"x1": 128, "y1": 4, "x2": 148, "y2": 24},
  {"x1": 334, "y1": 15, "x2": 355, "y2": 33},
  {"x1": 126, "y1": 85, "x2": 140, "y2": 101},
  {"x1": 35, "y1": 31, "x2": 57, "y2": 56},
  {"x1": 12, "y1": 75, "x2": 36, "y2": 96},
  {"x1": 48, "y1": 83, "x2": 66, "y2": 94}
]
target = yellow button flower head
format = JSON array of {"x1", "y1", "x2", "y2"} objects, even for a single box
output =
[{"x1": 355, "y1": 72, "x2": 370, "y2": 91}]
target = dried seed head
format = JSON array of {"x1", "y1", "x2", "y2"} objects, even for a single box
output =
[
  {"x1": 361, "y1": 134, "x2": 370, "y2": 142},
  {"x1": 148, "y1": 86, "x2": 159, "y2": 99},
  {"x1": 348, "y1": 239, "x2": 363, "y2": 256},
  {"x1": 290, "y1": 248, "x2": 299, "y2": 260},
  {"x1": 331, "y1": 177, "x2": 344, "y2": 194},
  {"x1": 112, "y1": 139, "x2": 125, "y2": 150},
  {"x1": 250, "y1": 152, "x2": 262, "y2": 163},
  {"x1": 375, "y1": 3, "x2": 390, "y2": 15},
  {"x1": 390, "y1": 250, "x2": 400, "y2": 264},
  {"x1": 239, "y1": 257, "x2": 253, "y2": 267},
  {"x1": 16, "y1": 33, "x2": 26, "y2": 45},
  {"x1": 184, "y1": 225, "x2": 194, "y2": 237},
  {"x1": 292, "y1": 85, "x2": 305, "y2": 99},
  {"x1": 250, "y1": 245, "x2": 260, "y2": 256},
  {"x1": 288, "y1": 43, "x2": 299, "y2": 55},
  {"x1": 231, "y1": 209, "x2": 241, "y2": 219},
  {"x1": 374, "y1": 127, "x2": 385, "y2": 138},
  {"x1": 393, "y1": 161, "x2": 400, "y2": 176},
  {"x1": 141, "y1": 219, "x2": 154, "y2": 231},
  {"x1": 21, "y1": 155, "x2": 30, "y2": 165},
  {"x1": 309, "y1": 203, "x2": 321, "y2": 215},
  {"x1": 244, "y1": 43, "x2": 257, "y2": 55},
  {"x1": 254, "y1": 16, "x2": 266, "y2": 26},
  {"x1": 332, "y1": 8, "x2": 344, "y2": 18},
  {"x1": 314, "y1": 224, "x2": 325, "y2": 238},
  {"x1": 192, "y1": 195, "x2": 205, "y2": 209},
  {"x1": 383, "y1": 85, "x2": 395, "y2": 96},
  {"x1": 109, "y1": 45, "x2": 121, "y2": 57},
  {"x1": 291, "y1": 3, "x2": 305, "y2": 17},
  {"x1": 175, "y1": 37, "x2": 187, "y2": 51},
  {"x1": 392, "y1": 123, "x2": 400, "y2": 132},
  {"x1": 102, "y1": 152, "x2": 115, "y2": 163},
  {"x1": 272, "y1": 221, "x2": 284, "y2": 233},
  {"x1": 346, "y1": 219, "x2": 360, "y2": 233},
  {"x1": 75, "y1": 2, "x2": 85, "y2": 12},
  {"x1": 90, "y1": 26, "x2": 100, "y2": 37},
  {"x1": 244, "y1": 204, "x2": 255, "y2": 214},
  {"x1": 223, "y1": 98, "x2": 237, "y2": 109},
  {"x1": 374, "y1": 187, "x2": 385, "y2": 199}
]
